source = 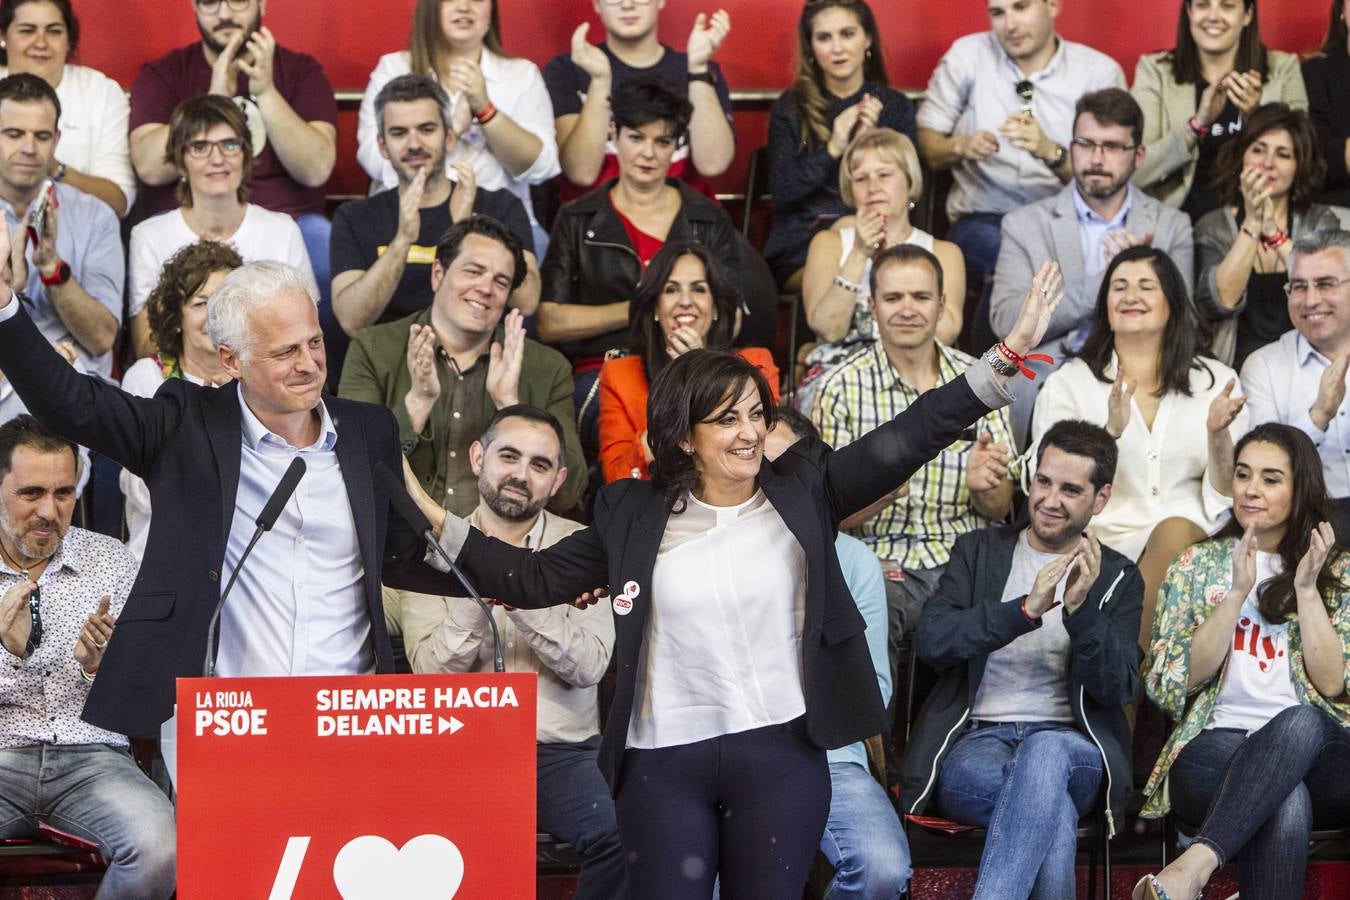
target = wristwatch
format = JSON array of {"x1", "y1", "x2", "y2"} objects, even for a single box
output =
[
  {"x1": 53, "y1": 162, "x2": 67, "y2": 182},
  {"x1": 40, "y1": 261, "x2": 71, "y2": 287},
  {"x1": 1047, "y1": 144, "x2": 1067, "y2": 169},
  {"x1": 687, "y1": 71, "x2": 716, "y2": 87},
  {"x1": 983, "y1": 345, "x2": 1019, "y2": 377}
]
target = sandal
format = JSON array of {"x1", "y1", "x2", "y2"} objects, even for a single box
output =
[{"x1": 1131, "y1": 874, "x2": 1200, "y2": 900}]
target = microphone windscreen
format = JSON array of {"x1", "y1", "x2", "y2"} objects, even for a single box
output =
[
  {"x1": 255, "y1": 456, "x2": 307, "y2": 531},
  {"x1": 374, "y1": 460, "x2": 433, "y2": 535}
]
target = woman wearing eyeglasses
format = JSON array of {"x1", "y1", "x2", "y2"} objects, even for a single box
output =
[
  {"x1": 1132, "y1": 0, "x2": 1307, "y2": 223},
  {"x1": 126, "y1": 95, "x2": 312, "y2": 359},
  {"x1": 763, "y1": 0, "x2": 915, "y2": 291},
  {"x1": 1194, "y1": 104, "x2": 1339, "y2": 370}
]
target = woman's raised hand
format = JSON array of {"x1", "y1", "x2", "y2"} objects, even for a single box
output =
[
  {"x1": 1294, "y1": 521, "x2": 1336, "y2": 593},
  {"x1": 1230, "y1": 522, "x2": 1258, "y2": 600}
]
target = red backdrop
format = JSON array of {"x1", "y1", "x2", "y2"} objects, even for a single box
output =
[{"x1": 75, "y1": 1, "x2": 1334, "y2": 198}]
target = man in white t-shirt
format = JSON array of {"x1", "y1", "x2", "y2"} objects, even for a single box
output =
[{"x1": 900, "y1": 419, "x2": 1143, "y2": 897}]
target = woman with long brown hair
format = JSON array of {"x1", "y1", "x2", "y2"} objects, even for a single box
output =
[
  {"x1": 1194, "y1": 104, "x2": 1338, "y2": 368},
  {"x1": 1132, "y1": 0, "x2": 1308, "y2": 221},
  {"x1": 762, "y1": 0, "x2": 914, "y2": 291}
]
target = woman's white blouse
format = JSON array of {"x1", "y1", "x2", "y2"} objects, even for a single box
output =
[
  {"x1": 627, "y1": 490, "x2": 808, "y2": 749},
  {"x1": 1028, "y1": 355, "x2": 1248, "y2": 560}
]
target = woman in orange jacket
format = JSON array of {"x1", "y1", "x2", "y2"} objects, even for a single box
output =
[{"x1": 599, "y1": 240, "x2": 780, "y2": 482}]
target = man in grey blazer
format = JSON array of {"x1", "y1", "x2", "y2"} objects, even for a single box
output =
[{"x1": 989, "y1": 88, "x2": 1194, "y2": 445}]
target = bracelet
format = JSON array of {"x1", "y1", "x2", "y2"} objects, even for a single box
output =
[
  {"x1": 474, "y1": 101, "x2": 499, "y2": 126},
  {"x1": 1261, "y1": 230, "x2": 1288, "y2": 250},
  {"x1": 1187, "y1": 116, "x2": 1208, "y2": 140},
  {"x1": 80, "y1": 665, "x2": 97, "y2": 682},
  {"x1": 687, "y1": 70, "x2": 716, "y2": 87},
  {"x1": 832, "y1": 274, "x2": 865, "y2": 295},
  {"x1": 1239, "y1": 226, "x2": 1261, "y2": 242},
  {"x1": 1020, "y1": 596, "x2": 1038, "y2": 623},
  {"x1": 996, "y1": 341, "x2": 1055, "y2": 380}
]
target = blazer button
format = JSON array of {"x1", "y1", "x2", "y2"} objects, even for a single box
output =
[{"x1": 208, "y1": 570, "x2": 220, "y2": 582}]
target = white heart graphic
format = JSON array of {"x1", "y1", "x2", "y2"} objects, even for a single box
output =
[{"x1": 332, "y1": 834, "x2": 465, "y2": 899}]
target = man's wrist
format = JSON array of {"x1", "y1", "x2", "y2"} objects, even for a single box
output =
[
  {"x1": 489, "y1": 390, "x2": 519, "y2": 409},
  {"x1": 1310, "y1": 405, "x2": 1334, "y2": 431}
]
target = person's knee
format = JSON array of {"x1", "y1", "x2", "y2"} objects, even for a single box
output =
[
  {"x1": 1265, "y1": 786, "x2": 1314, "y2": 847},
  {"x1": 113, "y1": 817, "x2": 176, "y2": 896},
  {"x1": 1269, "y1": 703, "x2": 1331, "y2": 738}
]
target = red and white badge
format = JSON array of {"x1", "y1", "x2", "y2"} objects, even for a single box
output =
[{"x1": 613, "y1": 580, "x2": 641, "y2": 616}]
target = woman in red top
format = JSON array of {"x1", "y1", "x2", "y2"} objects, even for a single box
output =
[{"x1": 599, "y1": 240, "x2": 780, "y2": 482}]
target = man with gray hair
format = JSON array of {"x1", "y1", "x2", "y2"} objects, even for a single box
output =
[
  {"x1": 0, "y1": 248, "x2": 466, "y2": 742},
  {"x1": 1242, "y1": 229, "x2": 1350, "y2": 522},
  {"x1": 330, "y1": 73, "x2": 539, "y2": 338}
]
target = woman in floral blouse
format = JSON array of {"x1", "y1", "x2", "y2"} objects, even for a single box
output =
[{"x1": 1134, "y1": 424, "x2": 1350, "y2": 900}]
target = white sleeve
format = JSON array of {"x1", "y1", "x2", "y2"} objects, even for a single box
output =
[
  {"x1": 127, "y1": 222, "x2": 164, "y2": 319},
  {"x1": 496, "y1": 61, "x2": 561, "y2": 185}
]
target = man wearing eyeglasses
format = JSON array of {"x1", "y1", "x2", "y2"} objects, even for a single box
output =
[
  {"x1": 1241, "y1": 229, "x2": 1350, "y2": 531},
  {"x1": 988, "y1": 88, "x2": 1193, "y2": 445},
  {"x1": 128, "y1": 0, "x2": 337, "y2": 318},
  {"x1": 918, "y1": 0, "x2": 1125, "y2": 311},
  {"x1": 0, "y1": 74, "x2": 122, "y2": 382},
  {"x1": 0, "y1": 415, "x2": 176, "y2": 899}
]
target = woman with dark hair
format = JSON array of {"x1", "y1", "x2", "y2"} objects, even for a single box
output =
[
  {"x1": 763, "y1": 0, "x2": 915, "y2": 290},
  {"x1": 0, "y1": 0, "x2": 132, "y2": 215},
  {"x1": 1303, "y1": 0, "x2": 1350, "y2": 207},
  {"x1": 356, "y1": 0, "x2": 557, "y2": 246},
  {"x1": 597, "y1": 241, "x2": 780, "y2": 484},
  {"x1": 126, "y1": 95, "x2": 312, "y2": 359},
  {"x1": 1132, "y1": 0, "x2": 1307, "y2": 221},
  {"x1": 120, "y1": 241, "x2": 242, "y2": 561},
  {"x1": 539, "y1": 75, "x2": 742, "y2": 453},
  {"x1": 1030, "y1": 246, "x2": 1248, "y2": 644},
  {"x1": 405, "y1": 264, "x2": 1065, "y2": 897},
  {"x1": 1194, "y1": 105, "x2": 1339, "y2": 370},
  {"x1": 1134, "y1": 423, "x2": 1350, "y2": 900}
]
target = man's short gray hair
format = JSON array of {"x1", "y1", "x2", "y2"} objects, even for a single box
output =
[
  {"x1": 206, "y1": 261, "x2": 318, "y2": 358},
  {"x1": 1290, "y1": 228, "x2": 1350, "y2": 274}
]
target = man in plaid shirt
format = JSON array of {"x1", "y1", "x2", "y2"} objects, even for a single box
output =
[{"x1": 812, "y1": 244, "x2": 1016, "y2": 672}]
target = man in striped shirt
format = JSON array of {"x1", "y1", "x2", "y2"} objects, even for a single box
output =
[{"x1": 812, "y1": 243, "x2": 1016, "y2": 669}]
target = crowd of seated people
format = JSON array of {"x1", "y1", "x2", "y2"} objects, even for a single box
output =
[{"x1": 5, "y1": 0, "x2": 1350, "y2": 896}]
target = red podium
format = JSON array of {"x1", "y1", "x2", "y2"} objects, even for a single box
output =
[{"x1": 176, "y1": 673, "x2": 537, "y2": 899}]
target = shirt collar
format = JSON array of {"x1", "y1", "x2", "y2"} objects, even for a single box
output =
[
  {"x1": 1295, "y1": 331, "x2": 1329, "y2": 367},
  {"x1": 0, "y1": 528, "x2": 80, "y2": 579},
  {"x1": 996, "y1": 33, "x2": 1066, "y2": 81},
  {"x1": 468, "y1": 504, "x2": 548, "y2": 550},
  {"x1": 237, "y1": 391, "x2": 338, "y2": 453},
  {"x1": 871, "y1": 340, "x2": 962, "y2": 391},
  {"x1": 1072, "y1": 182, "x2": 1133, "y2": 228},
  {"x1": 478, "y1": 46, "x2": 503, "y2": 83}
]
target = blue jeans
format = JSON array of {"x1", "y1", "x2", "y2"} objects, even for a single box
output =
[
  {"x1": 537, "y1": 737, "x2": 627, "y2": 900},
  {"x1": 947, "y1": 213, "x2": 1005, "y2": 289},
  {"x1": 935, "y1": 721, "x2": 1102, "y2": 900},
  {"x1": 0, "y1": 744, "x2": 176, "y2": 899},
  {"x1": 821, "y1": 761, "x2": 911, "y2": 898},
  {"x1": 297, "y1": 211, "x2": 347, "y2": 388},
  {"x1": 1170, "y1": 705, "x2": 1350, "y2": 900}
]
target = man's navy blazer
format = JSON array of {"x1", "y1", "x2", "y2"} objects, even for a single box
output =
[{"x1": 0, "y1": 307, "x2": 450, "y2": 737}]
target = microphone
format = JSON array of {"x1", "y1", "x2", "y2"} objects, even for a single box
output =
[
  {"x1": 374, "y1": 461, "x2": 505, "y2": 673},
  {"x1": 202, "y1": 457, "x2": 307, "y2": 677}
]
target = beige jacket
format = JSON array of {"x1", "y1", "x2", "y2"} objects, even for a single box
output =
[{"x1": 1131, "y1": 50, "x2": 1308, "y2": 208}]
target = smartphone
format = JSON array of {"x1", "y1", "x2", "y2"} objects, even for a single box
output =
[{"x1": 26, "y1": 179, "x2": 53, "y2": 243}]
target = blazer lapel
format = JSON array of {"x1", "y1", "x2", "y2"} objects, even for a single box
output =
[
  {"x1": 1050, "y1": 187, "x2": 1086, "y2": 284},
  {"x1": 205, "y1": 383, "x2": 243, "y2": 543},
  {"x1": 329, "y1": 400, "x2": 378, "y2": 586}
]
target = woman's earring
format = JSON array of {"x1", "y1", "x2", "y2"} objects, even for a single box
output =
[
  {"x1": 908, "y1": 200, "x2": 917, "y2": 210},
  {"x1": 865, "y1": 49, "x2": 872, "y2": 60}
]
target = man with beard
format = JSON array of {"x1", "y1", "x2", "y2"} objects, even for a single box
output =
[
  {"x1": 0, "y1": 416, "x2": 175, "y2": 898},
  {"x1": 339, "y1": 215, "x2": 584, "y2": 516},
  {"x1": 899, "y1": 419, "x2": 1142, "y2": 900},
  {"x1": 392, "y1": 404, "x2": 625, "y2": 900},
  {"x1": 988, "y1": 88, "x2": 1193, "y2": 444},
  {"x1": 128, "y1": 0, "x2": 337, "y2": 302},
  {"x1": 330, "y1": 74, "x2": 539, "y2": 336}
]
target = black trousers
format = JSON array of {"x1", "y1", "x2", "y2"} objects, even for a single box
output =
[{"x1": 615, "y1": 717, "x2": 830, "y2": 899}]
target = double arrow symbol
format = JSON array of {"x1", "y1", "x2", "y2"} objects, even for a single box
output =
[{"x1": 436, "y1": 716, "x2": 464, "y2": 735}]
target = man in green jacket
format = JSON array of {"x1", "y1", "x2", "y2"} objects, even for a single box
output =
[{"x1": 340, "y1": 215, "x2": 585, "y2": 516}]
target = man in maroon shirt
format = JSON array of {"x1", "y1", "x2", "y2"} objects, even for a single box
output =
[{"x1": 127, "y1": 0, "x2": 337, "y2": 309}]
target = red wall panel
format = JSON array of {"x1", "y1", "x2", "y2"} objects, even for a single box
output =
[{"x1": 75, "y1": 1, "x2": 1333, "y2": 198}]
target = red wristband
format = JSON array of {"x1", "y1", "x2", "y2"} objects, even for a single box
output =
[
  {"x1": 1261, "y1": 230, "x2": 1288, "y2": 250},
  {"x1": 997, "y1": 342, "x2": 1054, "y2": 380},
  {"x1": 1187, "y1": 116, "x2": 1207, "y2": 139},
  {"x1": 474, "y1": 101, "x2": 498, "y2": 125}
]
